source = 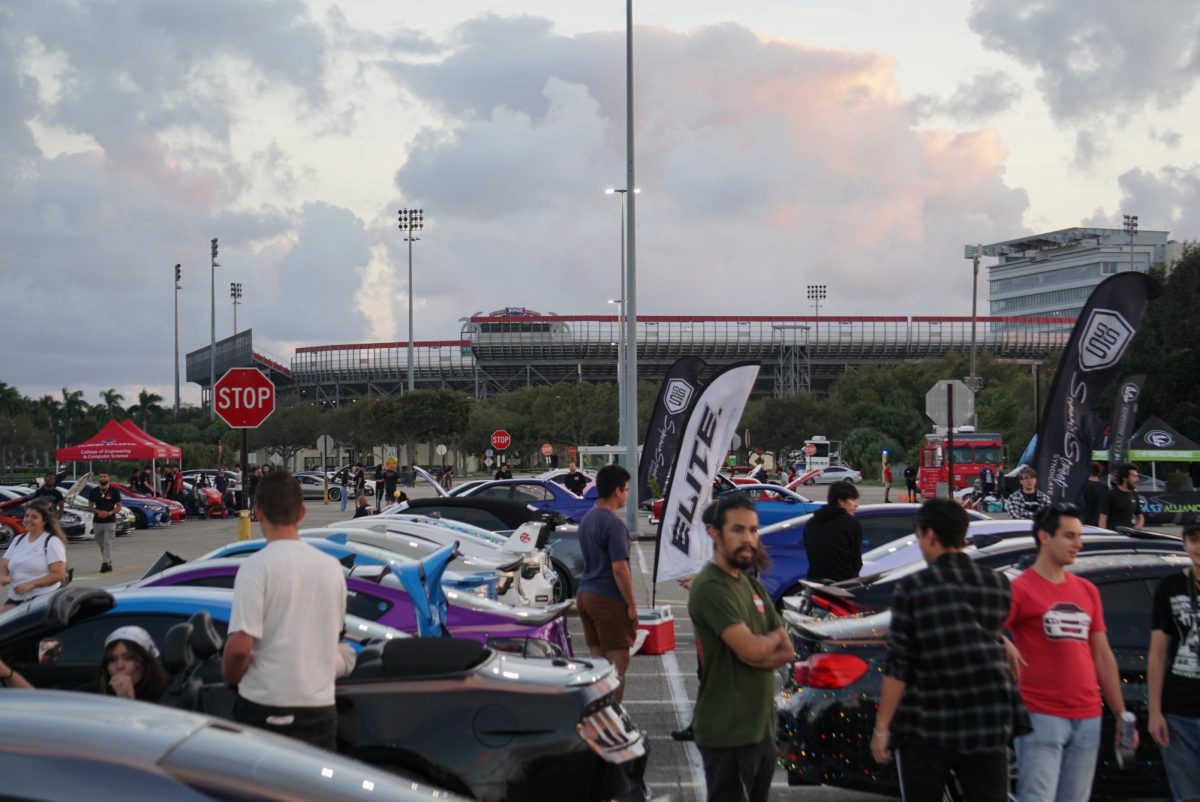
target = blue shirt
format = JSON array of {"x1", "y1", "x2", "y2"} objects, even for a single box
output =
[{"x1": 577, "y1": 506, "x2": 631, "y2": 600}]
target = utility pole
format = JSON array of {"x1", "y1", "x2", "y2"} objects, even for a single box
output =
[
  {"x1": 398, "y1": 209, "x2": 424, "y2": 392},
  {"x1": 209, "y1": 238, "x2": 218, "y2": 419},
  {"x1": 174, "y1": 263, "x2": 181, "y2": 414}
]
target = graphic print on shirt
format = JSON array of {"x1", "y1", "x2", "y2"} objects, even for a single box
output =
[
  {"x1": 1042, "y1": 602, "x2": 1091, "y2": 640},
  {"x1": 1168, "y1": 595, "x2": 1199, "y2": 679}
]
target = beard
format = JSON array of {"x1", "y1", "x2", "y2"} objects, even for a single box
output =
[{"x1": 723, "y1": 542, "x2": 759, "y2": 572}]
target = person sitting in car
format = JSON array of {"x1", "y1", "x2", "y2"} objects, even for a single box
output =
[{"x1": 98, "y1": 626, "x2": 168, "y2": 702}]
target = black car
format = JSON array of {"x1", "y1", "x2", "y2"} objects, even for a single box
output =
[
  {"x1": 0, "y1": 586, "x2": 648, "y2": 802},
  {"x1": 776, "y1": 551, "x2": 1190, "y2": 799},
  {"x1": 0, "y1": 689, "x2": 464, "y2": 802},
  {"x1": 791, "y1": 528, "x2": 1183, "y2": 620},
  {"x1": 399, "y1": 497, "x2": 585, "y2": 600}
]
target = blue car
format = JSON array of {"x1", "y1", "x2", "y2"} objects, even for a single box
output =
[
  {"x1": 718, "y1": 484, "x2": 823, "y2": 528},
  {"x1": 190, "y1": 534, "x2": 501, "y2": 599},
  {"x1": 455, "y1": 479, "x2": 599, "y2": 523},
  {"x1": 757, "y1": 503, "x2": 991, "y2": 605},
  {"x1": 62, "y1": 480, "x2": 171, "y2": 529}
]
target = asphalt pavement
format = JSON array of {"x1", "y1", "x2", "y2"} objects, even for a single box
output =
[{"x1": 64, "y1": 480, "x2": 896, "y2": 801}]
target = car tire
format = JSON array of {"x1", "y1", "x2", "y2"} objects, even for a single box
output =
[
  {"x1": 550, "y1": 559, "x2": 574, "y2": 603},
  {"x1": 328, "y1": 487, "x2": 341, "y2": 502},
  {"x1": 843, "y1": 477, "x2": 854, "y2": 483},
  {"x1": 132, "y1": 509, "x2": 147, "y2": 529}
]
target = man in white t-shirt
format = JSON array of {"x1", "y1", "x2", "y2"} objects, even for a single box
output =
[{"x1": 222, "y1": 469, "x2": 348, "y2": 749}]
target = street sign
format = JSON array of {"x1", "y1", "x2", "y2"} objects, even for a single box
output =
[
  {"x1": 925, "y1": 379, "x2": 974, "y2": 427},
  {"x1": 435, "y1": 444, "x2": 448, "y2": 456},
  {"x1": 540, "y1": 443, "x2": 554, "y2": 457},
  {"x1": 567, "y1": 445, "x2": 578, "y2": 456},
  {"x1": 214, "y1": 368, "x2": 276, "y2": 429},
  {"x1": 491, "y1": 430, "x2": 511, "y2": 451},
  {"x1": 485, "y1": 449, "x2": 494, "y2": 457},
  {"x1": 484, "y1": 457, "x2": 494, "y2": 467},
  {"x1": 316, "y1": 435, "x2": 334, "y2": 452}
]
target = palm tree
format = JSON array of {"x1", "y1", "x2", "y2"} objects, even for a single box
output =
[
  {"x1": 99, "y1": 389, "x2": 125, "y2": 418},
  {"x1": 32, "y1": 395, "x2": 63, "y2": 452},
  {"x1": 60, "y1": 388, "x2": 87, "y2": 441},
  {"x1": 130, "y1": 389, "x2": 165, "y2": 430},
  {"x1": 0, "y1": 382, "x2": 25, "y2": 416}
]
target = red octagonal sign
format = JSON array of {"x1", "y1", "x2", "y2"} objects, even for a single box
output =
[
  {"x1": 214, "y1": 368, "x2": 276, "y2": 429},
  {"x1": 490, "y1": 430, "x2": 511, "y2": 451}
]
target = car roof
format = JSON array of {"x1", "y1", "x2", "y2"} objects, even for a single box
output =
[{"x1": 761, "y1": 502, "x2": 988, "y2": 535}]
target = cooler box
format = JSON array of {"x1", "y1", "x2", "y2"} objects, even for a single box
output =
[{"x1": 636, "y1": 607, "x2": 676, "y2": 655}]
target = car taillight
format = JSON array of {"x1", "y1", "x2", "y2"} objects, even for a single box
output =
[
  {"x1": 792, "y1": 653, "x2": 869, "y2": 689},
  {"x1": 807, "y1": 594, "x2": 860, "y2": 618}
]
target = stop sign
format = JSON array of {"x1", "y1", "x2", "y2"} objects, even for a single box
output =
[
  {"x1": 214, "y1": 368, "x2": 276, "y2": 429},
  {"x1": 490, "y1": 430, "x2": 511, "y2": 451},
  {"x1": 540, "y1": 443, "x2": 553, "y2": 457},
  {"x1": 567, "y1": 445, "x2": 578, "y2": 456}
]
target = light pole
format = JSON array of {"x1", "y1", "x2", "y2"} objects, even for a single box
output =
[
  {"x1": 1123, "y1": 213, "x2": 1138, "y2": 274},
  {"x1": 608, "y1": 298, "x2": 624, "y2": 442},
  {"x1": 398, "y1": 208, "x2": 424, "y2": 392},
  {"x1": 806, "y1": 284, "x2": 826, "y2": 392},
  {"x1": 209, "y1": 238, "x2": 219, "y2": 419},
  {"x1": 230, "y1": 282, "x2": 242, "y2": 335},
  {"x1": 969, "y1": 244, "x2": 982, "y2": 396},
  {"x1": 174, "y1": 263, "x2": 181, "y2": 414},
  {"x1": 621, "y1": 0, "x2": 640, "y2": 534}
]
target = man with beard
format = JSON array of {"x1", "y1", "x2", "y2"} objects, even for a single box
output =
[
  {"x1": 87, "y1": 472, "x2": 123, "y2": 574},
  {"x1": 1107, "y1": 463, "x2": 1145, "y2": 530},
  {"x1": 688, "y1": 494, "x2": 793, "y2": 802}
]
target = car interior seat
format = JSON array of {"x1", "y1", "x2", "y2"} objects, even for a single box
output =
[
  {"x1": 159, "y1": 621, "x2": 201, "y2": 710},
  {"x1": 348, "y1": 637, "x2": 488, "y2": 680}
]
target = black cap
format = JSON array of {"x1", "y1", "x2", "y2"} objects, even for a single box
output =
[{"x1": 1183, "y1": 513, "x2": 1200, "y2": 535}]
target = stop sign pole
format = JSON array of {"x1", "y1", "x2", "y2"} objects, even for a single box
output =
[{"x1": 213, "y1": 368, "x2": 276, "y2": 539}]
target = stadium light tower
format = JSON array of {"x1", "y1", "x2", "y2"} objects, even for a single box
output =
[
  {"x1": 174, "y1": 263, "x2": 181, "y2": 414},
  {"x1": 806, "y1": 284, "x2": 827, "y2": 386},
  {"x1": 398, "y1": 208, "x2": 424, "y2": 392},
  {"x1": 209, "y1": 238, "x2": 219, "y2": 419},
  {"x1": 230, "y1": 282, "x2": 243, "y2": 335},
  {"x1": 1123, "y1": 213, "x2": 1138, "y2": 274}
]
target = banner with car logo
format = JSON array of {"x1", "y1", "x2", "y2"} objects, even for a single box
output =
[
  {"x1": 1106, "y1": 374, "x2": 1145, "y2": 469},
  {"x1": 1033, "y1": 272, "x2": 1162, "y2": 504},
  {"x1": 1129, "y1": 416, "x2": 1200, "y2": 461},
  {"x1": 653, "y1": 362, "x2": 760, "y2": 584},
  {"x1": 638, "y1": 356, "x2": 707, "y2": 502}
]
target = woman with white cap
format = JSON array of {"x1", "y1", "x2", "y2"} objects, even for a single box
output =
[{"x1": 97, "y1": 626, "x2": 168, "y2": 702}]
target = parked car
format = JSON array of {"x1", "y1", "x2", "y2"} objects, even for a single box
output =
[
  {"x1": 111, "y1": 481, "x2": 186, "y2": 522},
  {"x1": 452, "y1": 479, "x2": 599, "y2": 522},
  {"x1": 0, "y1": 514, "x2": 24, "y2": 547},
  {"x1": 179, "y1": 469, "x2": 243, "y2": 492},
  {"x1": 712, "y1": 484, "x2": 822, "y2": 528},
  {"x1": 776, "y1": 551, "x2": 1189, "y2": 798},
  {"x1": 134, "y1": 558, "x2": 573, "y2": 654},
  {"x1": 0, "y1": 586, "x2": 648, "y2": 802},
  {"x1": 0, "y1": 689, "x2": 465, "y2": 802},
  {"x1": 0, "y1": 487, "x2": 91, "y2": 540},
  {"x1": 799, "y1": 465, "x2": 862, "y2": 485},
  {"x1": 758, "y1": 503, "x2": 992, "y2": 605},
  {"x1": 60, "y1": 480, "x2": 170, "y2": 529}
]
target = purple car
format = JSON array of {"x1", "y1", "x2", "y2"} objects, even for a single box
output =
[{"x1": 135, "y1": 558, "x2": 574, "y2": 656}]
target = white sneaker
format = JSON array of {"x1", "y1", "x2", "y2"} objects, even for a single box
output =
[{"x1": 630, "y1": 628, "x2": 649, "y2": 656}]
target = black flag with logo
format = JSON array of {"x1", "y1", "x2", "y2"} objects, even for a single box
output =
[
  {"x1": 1033, "y1": 273, "x2": 1162, "y2": 504},
  {"x1": 638, "y1": 357, "x2": 707, "y2": 501},
  {"x1": 1106, "y1": 374, "x2": 1145, "y2": 469}
]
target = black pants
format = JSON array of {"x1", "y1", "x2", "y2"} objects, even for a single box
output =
[
  {"x1": 698, "y1": 737, "x2": 775, "y2": 802},
  {"x1": 896, "y1": 738, "x2": 1008, "y2": 802},
  {"x1": 233, "y1": 695, "x2": 337, "y2": 751}
]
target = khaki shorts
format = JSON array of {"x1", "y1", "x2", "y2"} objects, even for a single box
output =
[{"x1": 577, "y1": 591, "x2": 636, "y2": 652}]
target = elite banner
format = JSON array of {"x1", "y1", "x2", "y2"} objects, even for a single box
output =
[
  {"x1": 1033, "y1": 273, "x2": 1162, "y2": 504},
  {"x1": 653, "y1": 362, "x2": 760, "y2": 583},
  {"x1": 1106, "y1": 374, "x2": 1145, "y2": 470},
  {"x1": 637, "y1": 356, "x2": 707, "y2": 502}
]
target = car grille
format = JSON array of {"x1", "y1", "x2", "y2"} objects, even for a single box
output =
[{"x1": 576, "y1": 702, "x2": 646, "y2": 764}]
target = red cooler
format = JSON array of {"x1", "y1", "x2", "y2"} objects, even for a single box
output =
[{"x1": 636, "y1": 606, "x2": 676, "y2": 655}]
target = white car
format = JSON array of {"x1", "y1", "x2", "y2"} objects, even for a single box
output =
[{"x1": 801, "y1": 465, "x2": 863, "y2": 485}]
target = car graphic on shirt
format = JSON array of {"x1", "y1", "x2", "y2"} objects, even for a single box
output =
[{"x1": 1042, "y1": 602, "x2": 1091, "y2": 641}]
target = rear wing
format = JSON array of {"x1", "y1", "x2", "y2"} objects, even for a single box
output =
[{"x1": 500, "y1": 522, "x2": 549, "y2": 554}]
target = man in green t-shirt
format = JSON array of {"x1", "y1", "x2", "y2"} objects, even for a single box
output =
[{"x1": 687, "y1": 494, "x2": 794, "y2": 801}]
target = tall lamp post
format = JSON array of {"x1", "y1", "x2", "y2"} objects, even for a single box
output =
[
  {"x1": 1123, "y1": 213, "x2": 1138, "y2": 274},
  {"x1": 209, "y1": 238, "x2": 219, "y2": 419},
  {"x1": 605, "y1": 187, "x2": 639, "y2": 454},
  {"x1": 969, "y1": 244, "x2": 983, "y2": 402},
  {"x1": 230, "y1": 282, "x2": 242, "y2": 335},
  {"x1": 174, "y1": 263, "x2": 181, "y2": 414},
  {"x1": 620, "y1": 0, "x2": 640, "y2": 534},
  {"x1": 398, "y1": 208, "x2": 424, "y2": 392},
  {"x1": 806, "y1": 284, "x2": 826, "y2": 392}
]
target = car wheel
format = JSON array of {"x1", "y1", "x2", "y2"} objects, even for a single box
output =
[
  {"x1": 551, "y1": 559, "x2": 574, "y2": 603},
  {"x1": 803, "y1": 478, "x2": 815, "y2": 486},
  {"x1": 843, "y1": 476, "x2": 854, "y2": 483},
  {"x1": 328, "y1": 487, "x2": 341, "y2": 502},
  {"x1": 132, "y1": 509, "x2": 147, "y2": 529}
]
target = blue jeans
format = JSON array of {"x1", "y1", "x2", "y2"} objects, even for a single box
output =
[
  {"x1": 1015, "y1": 713, "x2": 1100, "y2": 802},
  {"x1": 339, "y1": 488, "x2": 348, "y2": 512},
  {"x1": 1163, "y1": 715, "x2": 1200, "y2": 802}
]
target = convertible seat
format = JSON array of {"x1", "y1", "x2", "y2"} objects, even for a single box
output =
[{"x1": 349, "y1": 638, "x2": 487, "y2": 680}]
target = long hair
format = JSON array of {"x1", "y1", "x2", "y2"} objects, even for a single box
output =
[
  {"x1": 24, "y1": 498, "x2": 66, "y2": 545},
  {"x1": 97, "y1": 638, "x2": 169, "y2": 700}
]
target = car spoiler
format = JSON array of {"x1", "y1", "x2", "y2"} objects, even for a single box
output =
[
  {"x1": 1115, "y1": 526, "x2": 1182, "y2": 541},
  {"x1": 142, "y1": 551, "x2": 187, "y2": 579},
  {"x1": 506, "y1": 599, "x2": 575, "y2": 626},
  {"x1": 501, "y1": 522, "x2": 550, "y2": 554}
]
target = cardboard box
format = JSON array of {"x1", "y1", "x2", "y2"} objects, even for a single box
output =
[{"x1": 636, "y1": 606, "x2": 676, "y2": 655}]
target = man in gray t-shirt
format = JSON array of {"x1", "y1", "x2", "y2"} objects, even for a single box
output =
[{"x1": 576, "y1": 464, "x2": 637, "y2": 701}]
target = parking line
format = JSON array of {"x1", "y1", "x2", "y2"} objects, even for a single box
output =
[
  {"x1": 662, "y1": 649, "x2": 706, "y2": 799},
  {"x1": 632, "y1": 541, "x2": 651, "y2": 576}
]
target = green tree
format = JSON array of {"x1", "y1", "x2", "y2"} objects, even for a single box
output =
[
  {"x1": 128, "y1": 389, "x2": 165, "y2": 431},
  {"x1": 60, "y1": 388, "x2": 87, "y2": 442},
  {"x1": 248, "y1": 398, "x2": 323, "y2": 470},
  {"x1": 99, "y1": 388, "x2": 125, "y2": 418},
  {"x1": 0, "y1": 383, "x2": 26, "y2": 416}
]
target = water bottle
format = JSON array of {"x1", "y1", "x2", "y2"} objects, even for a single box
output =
[{"x1": 1116, "y1": 711, "x2": 1137, "y2": 769}]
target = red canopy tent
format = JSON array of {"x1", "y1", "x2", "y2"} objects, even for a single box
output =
[
  {"x1": 56, "y1": 419, "x2": 172, "y2": 462},
  {"x1": 121, "y1": 419, "x2": 181, "y2": 461}
]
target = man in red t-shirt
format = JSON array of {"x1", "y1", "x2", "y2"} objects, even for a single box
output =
[{"x1": 1005, "y1": 504, "x2": 1135, "y2": 801}]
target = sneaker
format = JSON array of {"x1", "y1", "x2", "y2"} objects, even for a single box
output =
[
  {"x1": 99, "y1": 563, "x2": 112, "y2": 573},
  {"x1": 670, "y1": 723, "x2": 694, "y2": 741},
  {"x1": 630, "y1": 628, "x2": 649, "y2": 656}
]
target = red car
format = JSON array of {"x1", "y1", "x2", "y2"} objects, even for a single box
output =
[
  {"x1": 0, "y1": 514, "x2": 25, "y2": 547},
  {"x1": 111, "y1": 483, "x2": 187, "y2": 523}
]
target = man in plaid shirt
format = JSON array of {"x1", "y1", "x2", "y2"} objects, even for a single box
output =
[{"x1": 871, "y1": 498, "x2": 1028, "y2": 801}]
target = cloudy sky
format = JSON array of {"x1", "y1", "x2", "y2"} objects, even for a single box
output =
[{"x1": 3, "y1": 0, "x2": 1199, "y2": 405}]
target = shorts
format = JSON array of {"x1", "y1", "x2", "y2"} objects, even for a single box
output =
[{"x1": 577, "y1": 591, "x2": 636, "y2": 652}]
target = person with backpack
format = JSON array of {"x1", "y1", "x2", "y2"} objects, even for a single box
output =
[{"x1": 0, "y1": 498, "x2": 68, "y2": 611}]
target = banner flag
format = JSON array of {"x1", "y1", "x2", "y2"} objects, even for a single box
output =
[
  {"x1": 638, "y1": 357, "x2": 707, "y2": 502},
  {"x1": 1106, "y1": 374, "x2": 1145, "y2": 469},
  {"x1": 653, "y1": 363, "x2": 760, "y2": 583},
  {"x1": 1033, "y1": 273, "x2": 1162, "y2": 504}
]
